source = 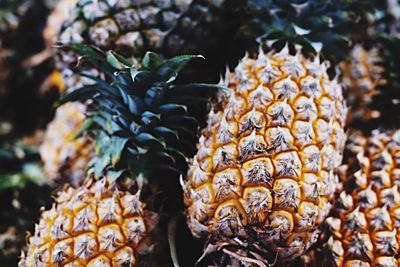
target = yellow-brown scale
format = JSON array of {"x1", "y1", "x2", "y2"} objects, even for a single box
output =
[
  {"x1": 341, "y1": 45, "x2": 384, "y2": 123},
  {"x1": 301, "y1": 130, "x2": 400, "y2": 267},
  {"x1": 40, "y1": 102, "x2": 94, "y2": 186},
  {"x1": 184, "y1": 47, "x2": 347, "y2": 264},
  {"x1": 19, "y1": 178, "x2": 158, "y2": 267}
]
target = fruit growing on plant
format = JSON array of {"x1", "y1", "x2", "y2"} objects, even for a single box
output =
[
  {"x1": 40, "y1": 101, "x2": 94, "y2": 186},
  {"x1": 19, "y1": 178, "x2": 159, "y2": 267}
]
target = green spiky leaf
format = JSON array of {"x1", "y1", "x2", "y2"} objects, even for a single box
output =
[{"x1": 62, "y1": 46, "x2": 216, "y2": 182}]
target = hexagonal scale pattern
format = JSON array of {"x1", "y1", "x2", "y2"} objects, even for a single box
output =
[
  {"x1": 302, "y1": 130, "x2": 400, "y2": 267},
  {"x1": 19, "y1": 179, "x2": 158, "y2": 267},
  {"x1": 184, "y1": 47, "x2": 347, "y2": 262},
  {"x1": 40, "y1": 102, "x2": 94, "y2": 186}
]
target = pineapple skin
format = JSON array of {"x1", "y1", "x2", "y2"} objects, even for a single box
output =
[
  {"x1": 40, "y1": 102, "x2": 94, "y2": 186},
  {"x1": 56, "y1": 0, "x2": 242, "y2": 89},
  {"x1": 341, "y1": 45, "x2": 384, "y2": 124},
  {"x1": 299, "y1": 130, "x2": 400, "y2": 267},
  {"x1": 44, "y1": 0, "x2": 78, "y2": 46},
  {"x1": 19, "y1": 178, "x2": 159, "y2": 267},
  {"x1": 184, "y1": 48, "x2": 347, "y2": 264}
]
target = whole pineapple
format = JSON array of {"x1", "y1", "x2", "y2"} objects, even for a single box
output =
[
  {"x1": 341, "y1": 45, "x2": 385, "y2": 124},
  {"x1": 19, "y1": 178, "x2": 159, "y2": 267},
  {"x1": 183, "y1": 46, "x2": 347, "y2": 265},
  {"x1": 299, "y1": 129, "x2": 400, "y2": 267},
  {"x1": 182, "y1": 1, "x2": 384, "y2": 265},
  {"x1": 40, "y1": 102, "x2": 94, "y2": 186}
]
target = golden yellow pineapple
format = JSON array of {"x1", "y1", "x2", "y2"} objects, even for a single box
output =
[
  {"x1": 19, "y1": 178, "x2": 159, "y2": 267},
  {"x1": 183, "y1": 47, "x2": 348, "y2": 265},
  {"x1": 40, "y1": 102, "x2": 94, "y2": 185},
  {"x1": 299, "y1": 129, "x2": 400, "y2": 267},
  {"x1": 341, "y1": 45, "x2": 384, "y2": 123}
]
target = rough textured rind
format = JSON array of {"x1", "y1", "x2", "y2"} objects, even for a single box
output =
[
  {"x1": 56, "y1": 0, "x2": 243, "y2": 90},
  {"x1": 341, "y1": 45, "x2": 384, "y2": 124},
  {"x1": 40, "y1": 102, "x2": 94, "y2": 185},
  {"x1": 19, "y1": 178, "x2": 159, "y2": 267},
  {"x1": 184, "y1": 47, "x2": 347, "y2": 265},
  {"x1": 44, "y1": 0, "x2": 78, "y2": 46},
  {"x1": 299, "y1": 129, "x2": 400, "y2": 267}
]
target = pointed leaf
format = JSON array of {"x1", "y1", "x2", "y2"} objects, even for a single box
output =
[
  {"x1": 58, "y1": 84, "x2": 99, "y2": 105},
  {"x1": 107, "y1": 51, "x2": 130, "y2": 70},
  {"x1": 153, "y1": 126, "x2": 179, "y2": 139},
  {"x1": 134, "y1": 132, "x2": 164, "y2": 146},
  {"x1": 157, "y1": 55, "x2": 204, "y2": 81},
  {"x1": 69, "y1": 44, "x2": 105, "y2": 64},
  {"x1": 158, "y1": 104, "x2": 187, "y2": 114},
  {"x1": 141, "y1": 52, "x2": 163, "y2": 71},
  {"x1": 109, "y1": 136, "x2": 129, "y2": 166}
]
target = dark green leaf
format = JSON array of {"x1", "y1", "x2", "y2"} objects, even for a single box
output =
[
  {"x1": 58, "y1": 84, "x2": 99, "y2": 105},
  {"x1": 157, "y1": 55, "x2": 204, "y2": 81},
  {"x1": 141, "y1": 52, "x2": 163, "y2": 71},
  {"x1": 107, "y1": 52, "x2": 128, "y2": 70}
]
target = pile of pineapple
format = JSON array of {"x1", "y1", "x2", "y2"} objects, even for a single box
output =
[{"x1": 1, "y1": 0, "x2": 400, "y2": 266}]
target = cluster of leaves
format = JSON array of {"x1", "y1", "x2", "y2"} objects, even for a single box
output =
[
  {"x1": 61, "y1": 44, "x2": 222, "y2": 181},
  {"x1": 238, "y1": 0, "x2": 385, "y2": 71}
]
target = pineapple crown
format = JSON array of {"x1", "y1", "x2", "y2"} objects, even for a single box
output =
[
  {"x1": 240, "y1": 0, "x2": 383, "y2": 68},
  {"x1": 60, "y1": 44, "x2": 220, "y2": 181}
]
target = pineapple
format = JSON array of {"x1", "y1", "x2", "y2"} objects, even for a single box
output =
[
  {"x1": 181, "y1": 2, "x2": 389, "y2": 264},
  {"x1": 341, "y1": 45, "x2": 385, "y2": 124},
  {"x1": 298, "y1": 129, "x2": 400, "y2": 267},
  {"x1": 40, "y1": 102, "x2": 94, "y2": 186},
  {"x1": 183, "y1": 46, "x2": 347, "y2": 265},
  {"x1": 55, "y1": 0, "x2": 244, "y2": 90},
  {"x1": 19, "y1": 178, "x2": 160, "y2": 267},
  {"x1": 294, "y1": 31, "x2": 400, "y2": 267}
]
